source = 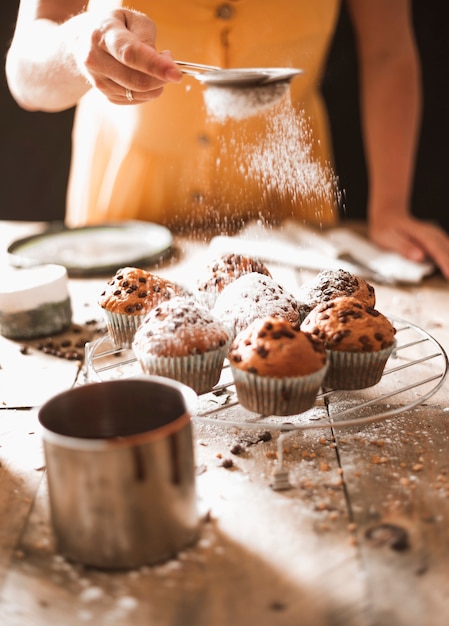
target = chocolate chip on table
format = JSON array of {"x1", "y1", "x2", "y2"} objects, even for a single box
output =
[
  {"x1": 365, "y1": 523, "x2": 410, "y2": 551},
  {"x1": 240, "y1": 431, "x2": 272, "y2": 447},
  {"x1": 30, "y1": 322, "x2": 104, "y2": 362}
]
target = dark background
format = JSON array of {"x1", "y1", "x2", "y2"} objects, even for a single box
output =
[
  {"x1": 322, "y1": 0, "x2": 449, "y2": 232},
  {"x1": 0, "y1": 0, "x2": 74, "y2": 222},
  {"x1": 1, "y1": 1, "x2": 448, "y2": 229}
]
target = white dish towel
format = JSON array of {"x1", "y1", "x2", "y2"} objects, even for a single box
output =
[{"x1": 209, "y1": 220, "x2": 434, "y2": 285}]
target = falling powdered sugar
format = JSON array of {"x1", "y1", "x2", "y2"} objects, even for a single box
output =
[
  {"x1": 210, "y1": 93, "x2": 340, "y2": 225},
  {"x1": 175, "y1": 85, "x2": 340, "y2": 233},
  {"x1": 203, "y1": 82, "x2": 290, "y2": 122},
  {"x1": 243, "y1": 100, "x2": 340, "y2": 224}
]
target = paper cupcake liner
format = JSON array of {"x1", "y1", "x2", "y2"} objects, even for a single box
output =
[
  {"x1": 230, "y1": 363, "x2": 328, "y2": 416},
  {"x1": 323, "y1": 341, "x2": 396, "y2": 390},
  {"x1": 103, "y1": 310, "x2": 146, "y2": 349},
  {"x1": 136, "y1": 345, "x2": 229, "y2": 395}
]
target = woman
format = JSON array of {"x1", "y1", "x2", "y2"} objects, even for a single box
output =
[{"x1": 6, "y1": 0, "x2": 449, "y2": 278}]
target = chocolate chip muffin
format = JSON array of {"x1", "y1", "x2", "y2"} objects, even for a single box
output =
[
  {"x1": 228, "y1": 316, "x2": 328, "y2": 416},
  {"x1": 98, "y1": 267, "x2": 186, "y2": 348},
  {"x1": 133, "y1": 296, "x2": 231, "y2": 394},
  {"x1": 197, "y1": 253, "x2": 272, "y2": 305},
  {"x1": 301, "y1": 296, "x2": 396, "y2": 389},
  {"x1": 297, "y1": 269, "x2": 376, "y2": 317},
  {"x1": 212, "y1": 272, "x2": 301, "y2": 338}
]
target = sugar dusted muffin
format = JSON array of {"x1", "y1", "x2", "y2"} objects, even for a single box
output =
[
  {"x1": 197, "y1": 253, "x2": 272, "y2": 305},
  {"x1": 132, "y1": 296, "x2": 231, "y2": 394},
  {"x1": 301, "y1": 296, "x2": 396, "y2": 390},
  {"x1": 212, "y1": 272, "x2": 301, "y2": 337},
  {"x1": 98, "y1": 267, "x2": 185, "y2": 348},
  {"x1": 228, "y1": 316, "x2": 328, "y2": 416},
  {"x1": 297, "y1": 269, "x2": 376, "y2": 317}
]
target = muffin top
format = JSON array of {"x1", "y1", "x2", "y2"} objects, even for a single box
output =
[
  {"x1": 212, "y1": 272, "x2": 301, "y2": 335},
  {"x1": 301, "y1": 296, "x2": 396, "y2": 352},
  {"x1": 197, "y1": 253, "x2": 272, "y2": 294},
  {"x1": 228, "y1": 316, "x2": 326, "y2": 377},
  {"x1": 297, "y1": 269, "x2": 376, "y2": 314},
  {"x1": 98, "y1": 267, "x2": 184, "y2": 316},
  {"x1": 132, "y1": 296, "x2": 230, "y2": 357}
]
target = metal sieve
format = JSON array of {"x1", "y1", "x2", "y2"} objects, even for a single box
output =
[{"x1": 176, "y1": 60, "x2": 303, "y2": 87}]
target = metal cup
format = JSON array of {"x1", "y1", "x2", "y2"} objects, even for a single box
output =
[{"x1": 38, "y1": 376, "x2": 199, "y2": 569}]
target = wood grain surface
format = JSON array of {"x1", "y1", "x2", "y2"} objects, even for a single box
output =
[{"x1": 0, "y1": 222, "x2": 448, "y2": 626}]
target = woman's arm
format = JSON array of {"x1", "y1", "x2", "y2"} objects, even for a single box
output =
[
  {"x1": 347, "y1": 0, "x2": 449, "y2": 279},
  {"x1": 6, "y1": 0, "x2": 182, "y2": 112}
]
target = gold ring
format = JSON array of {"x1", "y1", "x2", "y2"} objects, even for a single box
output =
[{"x1": 125, "y1": 88, "x2": 134, "y2": 102}]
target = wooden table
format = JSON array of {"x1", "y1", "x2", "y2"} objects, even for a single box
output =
[{"x1": 0, "y1": 221, "x2": 448, "y2": 626}]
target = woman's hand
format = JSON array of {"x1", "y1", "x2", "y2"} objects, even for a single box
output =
[
  {"x1": 6, "y1": 4, "x2": 182, "y2": 111},
  {"x1": 76, "y1": 9, "x2": 182, "y2": 105},
  {"x1": 369, "y1": 214, "x2": 449, "y2": 280}
]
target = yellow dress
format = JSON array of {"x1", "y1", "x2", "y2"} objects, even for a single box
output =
[{"x1": 67, "y1": 0, "x2": 341, "y2": 230}]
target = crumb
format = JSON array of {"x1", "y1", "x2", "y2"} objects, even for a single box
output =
[{"x1": 371, "y1": 454, "x2": 388, "y2": 464}]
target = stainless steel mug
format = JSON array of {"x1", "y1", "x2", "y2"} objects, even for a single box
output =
[{"x1": 38, "y1": 375, "x2": 199, "y2": 569}]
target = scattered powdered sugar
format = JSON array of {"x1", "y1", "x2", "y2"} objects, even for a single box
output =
[
  {"x1": 176, "y1": 84, "x2": 340, "y2": 234},
  {"x1": 238, "y1": 101, "x2": 339, "y2": 225},
  {"x1": 212, "y1": 272, "x2": 300, "y2": 335},
  {"x1": 79, "y1": 586, "x2": 105, "y2": 603},
  {"x1": 203, "y1": 82, "x2": 290, "y2": 122},
  {"x1": 132, "y1": 296, "x2": 230, "y2": 355},
  {"x1": 207, "y1": 92, "x2": 339, "y2": 228}
]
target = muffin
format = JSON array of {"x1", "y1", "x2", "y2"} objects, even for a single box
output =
[
  {"x1": 0, "y1": 264, "x2": 72, "y2": 339},
  {"x1": 301, "y1": 296, "x2": 396, "y2": 390},
  {"x1": 132, "y1": 296, "x2": 231, "y2": 394},
  {"x1": 228, "y1": 316, "x2": 328, "y2": 416},
  {"x1": 98, "y1": 267, "x2": 186, "y2": 348},
  {"x1": 197, "y1": 253, "x2": 272, "y2": 306},
  {"x1": 212, "y1": 272, "x2": 302, "y2": 338},
  {"x1": 297, "y1": 269, "x2": 376, "y2": 317}
]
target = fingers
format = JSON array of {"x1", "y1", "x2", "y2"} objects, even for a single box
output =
[
  {"x1": 386, "y1": 229, "x2": 427, "y2": 263},
  {"x1": 370, "y1": 217, "x2": 449, "y2": 280},
  {"x1": 413, "y1": 223, "x2": 449, "y2": 280},
  {"x1": 110, "y1": 11, "x2": 181, "y2": 81},
  {"x1": 81, "y1": 9, "x2": 182, "y2": 104}
]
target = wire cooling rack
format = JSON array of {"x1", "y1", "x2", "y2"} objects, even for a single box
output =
[{"x1": 84, "y1": 316, "x2": 448, "y2": 434}]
